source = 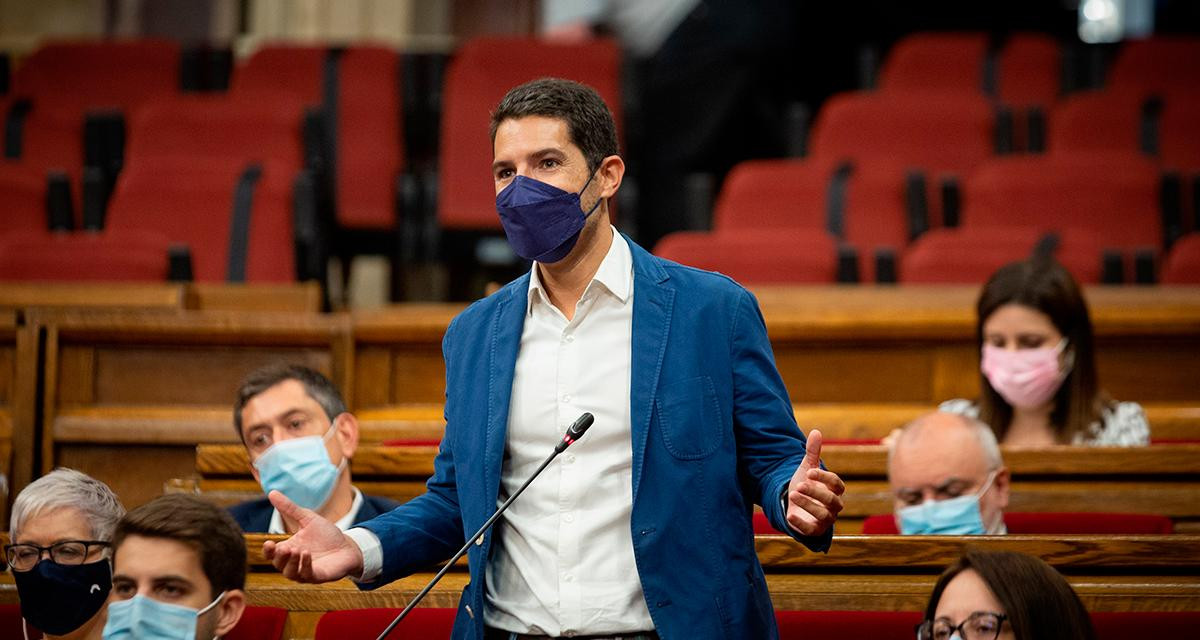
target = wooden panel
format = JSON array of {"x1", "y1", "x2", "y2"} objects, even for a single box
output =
[
  {"x1": 57, "y1": 444, "x2": 197, "y2": 510},
  {"x1": 0, "y1": 283, "x2": 183, "y2": 311},
  {"x1": 55, "y1": 407, "x2": 238, "y2": 444},
  {"x1": 774, "y1": 346, "x2": 943, "y2": 403},
  {"x1": 184, "y1": 283, "x2": 322, "y2": 312}
]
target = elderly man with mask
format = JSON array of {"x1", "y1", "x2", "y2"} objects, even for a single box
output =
[{"x1": 888, "y1": 411, "x2": 1010, "y2": 535}]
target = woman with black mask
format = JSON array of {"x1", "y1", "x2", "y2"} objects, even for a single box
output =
[{"x1": 5, "y1": 468, "x2": 125, "y2": 640}]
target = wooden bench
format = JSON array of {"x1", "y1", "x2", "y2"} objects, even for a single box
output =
[
  {"x1": 4, "y1": 534, "x2": 1192, "y2": 638},
  {"x1": 190, "y1": 443, "x2": 1200, "y2": 534}
]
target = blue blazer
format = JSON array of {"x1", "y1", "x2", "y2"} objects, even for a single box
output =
[
  {"x1": 358, "y1": 237, "x2": 831, "y2": 639},
  {"x1": 228, "y1": 491, "x2": 400, "y2": 533}
]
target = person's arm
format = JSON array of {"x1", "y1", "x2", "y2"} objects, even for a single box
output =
[{"x1": 728, "y1": 288, "x2": 841, "y2": 551}]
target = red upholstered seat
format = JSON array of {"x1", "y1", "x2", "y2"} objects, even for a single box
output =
[
  {"x1": 810, "y1": 91, "x2": 996, "y2": 177},
  {"x1": 998, "y1": 33, "x2": 1061, "y2": 108},
  {"x1": 900, "y1": 226, "x2": 1108, "y2": 284},
  {"x1": 1163, "y1": 234, "x2": 1200, "y2": 284},
  {"x1": 1107, "y1": 37, "x2": 1200, "y2": 95},
  {"x1": 1048, "y1": 90, "x2": 1146, "y2": 156},
  {"x1": 437, "y1": 37, "x2": 621, "y2": 231},
  {"x1": 1159, "y1": 91, "x2": 1200, "y2": 171},
  {"x1": 861, "y1": 512, "x2": 1174, "y2": 534},
  {"x1": 959, "y1": 154, "x2": 1162, "y2": 251},
  {"x1": 225, "y1": 606, "x2": 288, "y2": 640},
  {"x1": 106, "y1": 159, "x2": 296, "y2": 282},
  {"x1": 0, "y1": 229, "x2": 171, "y2": 282},
  {"x1": 776, "y1": 610, "x2": 923, "y2": 640},
  {"x1": 231, "y1": 45, "x2": 326, "y2": 105},
  {"x1": 315, "y1": 607, "x2": 456, "y2": 639},
  {"x1": 1093, "y1": 612, "x2": 1200, "y2": 639},
  {"x1": 0, "y1": 162, "x2": 46, "y2": 233},
  {"x1": 653, "y1": 228, "x2": 840, "y2": 285},
  {"x1": 878, "y1": 32, "x2": 989, "y2": 94}
]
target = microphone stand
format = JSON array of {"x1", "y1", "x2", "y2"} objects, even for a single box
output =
[{"x1": 376, "y1": 413, "x2": 594, "y2": 640}]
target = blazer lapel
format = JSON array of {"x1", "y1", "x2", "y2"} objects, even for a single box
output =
[
  {"x1": 484, "y1": 281, "x2": 528, "y2": 509},
  {"x1": 627, "y1": 238, "x2": 673, "y2": 502}
]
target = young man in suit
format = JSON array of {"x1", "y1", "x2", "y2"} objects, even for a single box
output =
[
  {"x1": 228, "y1": 364, "x2": 399, "y2": 533},
  {"x1": 263, "y1": 78, "x2": 845, "y2": 639}
]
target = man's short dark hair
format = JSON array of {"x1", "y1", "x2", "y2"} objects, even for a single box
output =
[
  {"x1": 112, "y1": 494, "x2": 246, "y2": 598},
  {"x1": 489, "y1": 77, "x2": 619, "y2": 173},
  {"x1": 232, "y1": 364, "x2": 347, "y2": 440}
]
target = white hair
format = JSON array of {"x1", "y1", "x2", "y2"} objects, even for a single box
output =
[
  {"x1": 10, "y1": 468, "x2": 125, "y2": 541},
  {"x1": 888, "y1": 412, "x2": 1004, "y2": 471}
]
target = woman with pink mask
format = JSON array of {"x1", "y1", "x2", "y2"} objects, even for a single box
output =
[{"x1": 940, "y1": 258, "x2": 1149, "y2": 447}]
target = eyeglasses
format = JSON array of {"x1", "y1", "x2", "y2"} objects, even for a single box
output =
[
  {"x1": 916, "y1": 612, "x2": 1008, "y2": 640},
  {"x1": 4, "y1": 540, "x2": 111, "y2": 571}
]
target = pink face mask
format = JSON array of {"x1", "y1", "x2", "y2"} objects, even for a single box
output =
[{"x1": 981, "y1": 339, "x2": 1072, "y2": 409}]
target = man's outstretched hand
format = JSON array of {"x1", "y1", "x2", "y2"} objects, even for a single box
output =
[
  {"x1": 261, "y1": 490, "x2": 366, "y2": 583},
  {"x1": 785, "y1": 429, "x2": 846, "y2": 537}
]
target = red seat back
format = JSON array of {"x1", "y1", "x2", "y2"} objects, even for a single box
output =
[
  {"x1": 437, "y1": 37, "x2": 622, "y2": 231},
  {"x1": 0, "y1": 162, "x2": 46, "y2": 233},
  {"x1": 0, "y1": 229, "x2": 171, "y2": 282},
  {"x1": 878, "y1": 32, "x2": 988, "y2": 94},
  {"x1": 654, "y1": 228, "x2": 840, "y2": 285},
  {"x1": 810, "y1": 91, "x2": 996, "y2": 176},
  {"x1": 776, "y1": 610, "x2": 922, "y2": 640},
  {"x1": 1107, "y1": 37, "x2": 1200, "y2": 94},
  {"x1": 960, "y1": 154, "x2": 1161, "y2": 249},
  {"x1": 1049, "y1": 90, "x2": 1145, "y2": 156},
  {"x1": 1160, "y1": 91, "x2": 1200, "y2": 170},
  {"x1": 13, "y1": 39, "x2": 180, "y2": 113},
  {"x1": 1163, "y1": 234, "x2": 1200, "y2": 284},
  {"x1": 231, "y1": 45, "x2": 326, "y2": 105},
  {"x1": 337, "y1": 46, "x2": 404, "y2": 229},
  {"x1": 315, "y1": 608, "x2": 456, "y2": 639},
  {"x1": 1093, "y1": 612, "x2": 1200, "y2": 639},
  {"x1": 106, "y1": 159, "x2": 296, "y2": 282},
  {"x1": 711, "y1": 159, "x2": 834, "y2": 231},
  {"x1": 225, "y1": 606, "x2": 288, "y2": 640},
  {"x1": 900, "y1": 226, "x2": 1107, "y2": 284},
  {"x1": 998, "y1": 33, "x2": 1061, "y2": 107},
  {"x1": 862, "y1": 512, "x2": 1174, "y2": 534}
]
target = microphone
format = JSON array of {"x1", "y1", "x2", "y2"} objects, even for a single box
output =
[{"x1": 376, "y1": 412, "x2": 595, "y2": 640}]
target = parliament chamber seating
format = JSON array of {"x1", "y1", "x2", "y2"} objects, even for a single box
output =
[
  {"x1": 314, "y1": 607, "x2": 456, "y2": 639},
  {"x1": 860, "y1": 512, "x2": 1176, "y2": 535}
]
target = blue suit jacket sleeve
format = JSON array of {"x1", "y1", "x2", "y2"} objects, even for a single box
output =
[{"x1": 731, "y1": 288, "x2": 832, "y2": 552}]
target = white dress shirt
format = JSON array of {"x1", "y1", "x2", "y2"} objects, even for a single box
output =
[
  {"x1": 269, "y1": 487, "x2": 364, "y2": 534},
  {"x1": 485, "y1": 228, "x2": 653, "y2": 635}
]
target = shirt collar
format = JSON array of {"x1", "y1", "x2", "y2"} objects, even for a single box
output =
[
  {"x1": 268, "y1": 486, "x2": 363, "y2": 534},
  {"x1": 526, "y1": 226, "x2": 631, "y2": 316}
]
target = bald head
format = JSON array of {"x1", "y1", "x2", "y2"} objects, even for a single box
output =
[{"x1": 888, "y1": 411, "x2": 1009, "y2": 533}]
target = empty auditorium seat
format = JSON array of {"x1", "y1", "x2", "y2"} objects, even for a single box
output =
[
  {"x1": 1163, "y1": 234, "x2": 1200, "y2": 284},
  {"x1": 900, "y1": 226, "x2": 1109, "y2": 284},
  {"x1": 225, "y1": 606, "x2": 288, "y2": 640},
  {"x1": 959, "y1": 154, "x2": 1162, "y2": 250},
  {"x1": 336, "y1": 46, "x2": 404, "y2": 230},
  {"x1": 1048, "y1": 90, "x2": 1147, "y2": 156},
  {"x1": 877, "y1": 32, "x2": 989, "y2": 94},
  {"x1": 126, "y1": 94, "x2": 306, "y2": 170},
  {"x1": 1160, "y1": 92, "x2": 1200, "y2": 170},
  {"x1": 106, "y1": 159, "x2": 297, "y2": 282},
  {"x1": 776, "y1": 610, "x2": 922, "y2": 640},
  {"x1": 0, "y1": 229, "x2": 172, "y2": 282},
  {"x1": 861, "y1": 512, "x2": 1174, "y2": 534},
  {"x1": 654, "y1": 228, "x2": 842, "y2": 284},
  {"x1": 712, "y1": 158, "x2": 911, "y2": 281},
  {"x1": 11, "y1": 39, "x2": 180, "y2": 112},
  {"x1": 1106, "y1": 36, "x2": 1200, "y2": 95},
  {"x1": 437, "y1": 37, "x2": 622, "y2": 232},
  {"x1": 0, "y1": 162, "x2": 46, "y2": 232},
  {"x1": 314, "y1": 607, "x2": 456, "y2": 639},
  {"x1": 231, "y1": 45, "x2": 325, "y2": 105},
  {"x1": 997, "y1": 32, "x2": 1061, "y2": 107},
  {"x1": 810, "y1": 91, "x2": 997, "y2": 176}
]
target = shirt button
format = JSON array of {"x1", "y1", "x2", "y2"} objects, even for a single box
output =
[
  {"x1": 564, "y1": 630, "x2": 577, "y2": 637},
  {"x1": 565, "y1": 334, "x2": 575, "y2": 343},
  {"x1": 563, "y1": 513, "x2": 574, "y2": 523},
  {"x1": 562, "y1": 394, "x2": 571, "y2": 403},
  {"x1": 565, "y1": 453, "x2": 576, "y2": 463},
  {"x1": 564, "y1": 574, "x2": 574, "y2": 583}
]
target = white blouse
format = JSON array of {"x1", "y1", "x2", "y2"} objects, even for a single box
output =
[{"x1": 938, "y1": 398, "x2": 1151, "y2": 446}]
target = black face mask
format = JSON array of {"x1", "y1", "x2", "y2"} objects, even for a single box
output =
[{"x1": 13, "y1": 559, "x2": 112, "y2": 635}]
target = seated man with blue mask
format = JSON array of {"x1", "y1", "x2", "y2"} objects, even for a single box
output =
[
  {"x1": 888, "y1": 411, "x2": 1010, "y2": 535},
  {"x1": 227, "y1": 364, "x2": 400, "y2": 534},
  {"x1": 105, "y1": 494, "x2": 246, "y2": 639}
]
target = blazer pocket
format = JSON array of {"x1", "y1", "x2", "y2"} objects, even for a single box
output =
[{"x1": 656, "y1": 376, "x2": 723, "y2": 460}]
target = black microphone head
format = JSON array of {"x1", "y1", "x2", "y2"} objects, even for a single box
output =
[
  {"x1": 556, "y1": 412, "x2": 594, "y2": 453},
  {"x1": 567, "y1": 412, "x2": 594, "y2": 439}
]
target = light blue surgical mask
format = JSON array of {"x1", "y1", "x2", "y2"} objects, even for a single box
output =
[
  {"x1": 899, "y1": 471, "x2": 999, "y2": 535},
  {"x1": 253, "y1": 421, "x2": 346, "y2": 511},
  {"x1": 103, "y1": 591, "x2": 224, "y2": 640}
]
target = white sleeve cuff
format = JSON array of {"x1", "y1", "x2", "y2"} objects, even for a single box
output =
[{"x1": 345, "y1": 527, "x2": 384, "y2": 583}]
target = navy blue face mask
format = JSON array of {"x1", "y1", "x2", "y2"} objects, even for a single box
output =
[
  {"x1": 495, "y1": 172, "x2": 602, "y2": 263},
  {"x1": 13, "y1": 559, "x2": 112, "y2": 635}
]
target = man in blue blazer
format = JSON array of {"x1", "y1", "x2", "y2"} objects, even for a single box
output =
[{"x1": 264, "y1": 78, "x2": 845, "y2": 639}]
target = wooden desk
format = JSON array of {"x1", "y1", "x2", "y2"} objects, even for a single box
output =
[{"x1": 30, "y1": 309, "x2": 351, "y2": 509}]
